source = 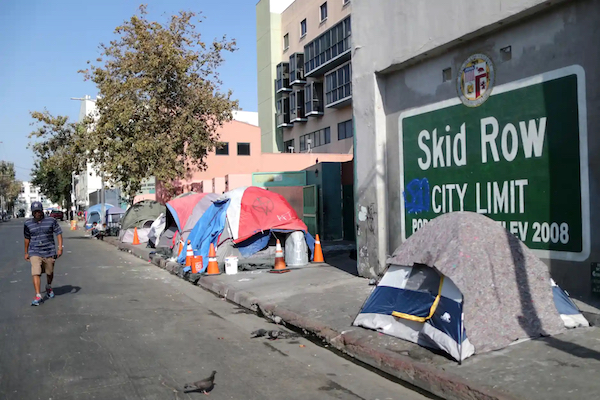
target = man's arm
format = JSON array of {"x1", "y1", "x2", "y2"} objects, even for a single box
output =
[
  {"x1": 24, "y1": 224, "x2": 30, "y2": 260},
  {"x1": 56, "y1": 234, "x2": 63, "y2": 258},
  {"x1": 53, "y1": 219, "x2": 63, "y2": 258}
]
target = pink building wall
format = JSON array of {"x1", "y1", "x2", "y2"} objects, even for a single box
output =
[
  {"x1": 201, "y1": 179, "x2": 213, "y2": 193},
  {"x1": 156, "y1": 120, "x2": 353, "y2": 202},
  {"x1": 226, "y1": 174, "x2": 252, "y2": 192},
  {"x1": 213, "y1": 177, "x2": 226, "y2": 194}
]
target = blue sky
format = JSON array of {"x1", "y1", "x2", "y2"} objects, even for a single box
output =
[{"x1": 0, "y1": 0, "x2": 258, "y2": 181}]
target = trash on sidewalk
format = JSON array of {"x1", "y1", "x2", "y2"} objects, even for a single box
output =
[{"x1": 353, "y1": 212, "x2": 589, "y2": 363}]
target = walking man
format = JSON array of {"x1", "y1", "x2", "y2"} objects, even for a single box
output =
[{"x1": 24, "y1": 202, "x2": 63, "y2": 306}]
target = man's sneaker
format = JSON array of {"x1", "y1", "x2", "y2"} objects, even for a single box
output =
[
  {"x1": 46, "y1": 286, "x2": 54, "y2": 299},
  {"x1": 31, "y1": 295, "x2": 43, "y2": 306}
]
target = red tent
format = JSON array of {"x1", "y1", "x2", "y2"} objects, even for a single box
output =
[{"x1": 225, "y1": 186, "x2": 308, "y2": 243}]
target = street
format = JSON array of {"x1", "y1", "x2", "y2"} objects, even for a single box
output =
[{"x1": 0, "y1": 220, "x2": 433, "y2": 400}]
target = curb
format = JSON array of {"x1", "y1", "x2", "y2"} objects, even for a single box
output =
[{"x1": 106, "y1": 238, "x2": 519, "y2": 400}]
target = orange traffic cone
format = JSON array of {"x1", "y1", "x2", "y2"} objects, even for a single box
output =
[
  {"x1": 205, "y1": 243, "x2": 220, "y2": 275},
  {"x1": 177, "y1": 240, "x2": 184, "y2": 257},
  {"x1": 270, "y1": 239, "x2": 290, "y2": 274},
  {"x1": 191, "y1": 254, "x2": 203, "y2": 274},
  {"x1": 313, "y1": 234, "x2": 324, "y2": 263},
  {"x1": 132, "y1": 227, "x2": 140, "y2": 245},
  {"x1": 185, "y1": 240, "x2": 193, "y2": 267}
]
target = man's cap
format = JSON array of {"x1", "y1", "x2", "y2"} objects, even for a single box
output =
[{"x1": 31, "y1": 202, "x2": 43, "y2": 212}]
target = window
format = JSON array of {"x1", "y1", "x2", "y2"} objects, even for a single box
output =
[
  {"x1": 338, "y1": 119, "x2": 353, "y2": 140},
  {"x1": 216, "y1": 142, "x2": 229, "y2": 155},
  {"x1": 276, "y1": 62, "x2": 291, "y2": 92},
  {"x1": 284, "y1": 139, "x2": 295, "y2": 153},
  {"x1": 237, "y1": 142, "x2": 251, "y2": 156},
  {"x1": 304, "y1": 81, "x2": 324, "y2": 115},
  {"x1": 343, "y1": 0, "x2": 350, "y2": 5},
  {"x1": 299, "y1": 127, "x2": 331, "y2": 151},
  {"x1": 283, "y1": 33, "x2": 289, "y2": 51},
  {"x1": 320, "y1": 2, "x2": 328, "y2": 22},
  {"x1": 304, "y1": 16, "x2": 351, "y2": 75},
  {"x1": 289, "y1": 53, "x2": 305, "y2": 83},
  {"x1": 325, "y1": 63, "x2": 352, "y2": 105},
  {"x1": 300, "y1": 19, "x2": 307, "y2": 37}
]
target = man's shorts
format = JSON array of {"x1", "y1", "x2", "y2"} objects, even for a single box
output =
[{"x1": 30, "y1": 256, "x2": 55, "y2": 276}]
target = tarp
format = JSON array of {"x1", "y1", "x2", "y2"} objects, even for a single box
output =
[
  {"x1": 384, "y1": 212, "x2": 571, "y2": 355},
  {"x1": 107, "y1": 207, "x2": 126, "y2": 215},
  {"x1": 121, "y1": 200, "x2": 166, "y2": 231},
  {"x1": 179, "y1": 193, "x2": 219, "y2": 244},
  {"x1": 179, "y1": 199, "x2": 230, "y2": 271},
  {"x1": 148, "y1": 213, "x2": 166, "y2": 247}
]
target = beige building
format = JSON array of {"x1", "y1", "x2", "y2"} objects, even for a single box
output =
[{"x1": 256, "y1": 0, "x2": 353, "y2": 155}]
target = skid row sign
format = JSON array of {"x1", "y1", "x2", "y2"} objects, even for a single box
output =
[{"x1": 399, "y1": 66, "x2": 590, "y2": 261}]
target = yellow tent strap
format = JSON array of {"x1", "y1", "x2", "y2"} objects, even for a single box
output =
[{"x1": 391, "y1": 276, "x2": 445, "y2": 323}]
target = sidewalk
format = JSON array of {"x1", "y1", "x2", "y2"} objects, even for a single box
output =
[{"x1": 104, "y1": 236, "x2": 600, "y2": 400}]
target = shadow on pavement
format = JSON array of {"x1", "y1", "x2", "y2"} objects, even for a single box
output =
[
  {"x1": 52, "y1": 285, "x2": 82, "y2": 296},
  {"x1": 543, "y1": 335, "x2": 600, "y2": 362},
  {"x1": 325, "y1": 255, "x2": 359, "y2": 276}
]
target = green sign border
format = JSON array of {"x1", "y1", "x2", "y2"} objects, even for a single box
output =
[{"x1": 398, "y1": 65, "x2": 590, "y2": 262}]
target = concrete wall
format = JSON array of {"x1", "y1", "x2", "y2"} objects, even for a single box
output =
[{"x1": 352, "y1": 0, "x2": 600, "y2": 299}]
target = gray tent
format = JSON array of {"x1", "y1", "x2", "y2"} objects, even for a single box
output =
[
  {"x1": 121, "y1": 200, "x2": 166, "y2": 231},
  {"x1": 354, "y1": 212, "x2": 587, "y2": 361}
]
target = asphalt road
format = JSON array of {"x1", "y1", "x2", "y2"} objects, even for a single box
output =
[{"x1": 0, "y1": 219, "x2": 434, "y2": 400}]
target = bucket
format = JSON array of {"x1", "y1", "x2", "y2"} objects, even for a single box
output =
[
  {"x1": 285, "y1": 231, "x2": 309, "y2": 267},
  {"x1": 225, "y1": 256, "x2": 239, "y2": 275}
]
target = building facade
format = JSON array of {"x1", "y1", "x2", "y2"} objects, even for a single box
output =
[
  {"x1": 257, "y1": 0, "x2": 354, "y2": 155},
  {"x1": 352, "y1": 0, "x2": 600, "y2": 298},
  {"x1": 72, "y1": 95, "x2": 103, "y2": 210},
  {"x1": 17, "y1": 181, "x2": 53, "y2": 216},
  {"x1": 155, "y1": 117, "x2": 352, "y2": 202}
]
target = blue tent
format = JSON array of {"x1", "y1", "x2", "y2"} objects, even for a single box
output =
[
  {"x1": 85, "y1": 203, "x2": 114, "y2": 229},
  {"x1": 179, "y1": 199, "x2": 230, "y2": 272}
]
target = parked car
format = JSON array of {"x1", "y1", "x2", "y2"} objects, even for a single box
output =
[{"x1": 49, "y1": 210, "x2": 64, "y2": 221}]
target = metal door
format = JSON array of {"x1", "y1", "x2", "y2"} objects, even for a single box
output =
[{"x1": 302, "y1": 185, "x2": 318, "y2": 236}]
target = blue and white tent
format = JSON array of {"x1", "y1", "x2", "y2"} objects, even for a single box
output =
[
  {"x1": 354, "y1": 212, "x2": 589, "y2": 362},
  {"x1": 354, "y1": 264, "x2": 474, "y2": 361}
]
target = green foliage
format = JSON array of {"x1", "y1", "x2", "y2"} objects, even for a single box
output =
[
  {"x1": 28, "y1": 110, "x2": 86, "y2": 209},
  {"x1": 30, "y1": 159, "x2": 72, "y2": 207},
  {"x1": 79, "y1": 5, "x2": 239, "y2": 198},
  {"x1": 0, "y1": 162, "x2": 21, "y2": 211}
]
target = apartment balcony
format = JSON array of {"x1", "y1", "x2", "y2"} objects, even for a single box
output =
[
  {"x1": 303, "y1": 16, "x2": 351, "y2": 78},
  {"x1": 289, "y1": 53, "x2": 306, "y2": 86},
  {"x1": 276, "y1": 97, "x2": 292, "y2": 128},
  {"x1": 304, "y1": 81, "x2": 324, "y2": 117},
  {"x1": 275, "y1": 62, "x2": 292, "y2": 94},
  {"x1": 290, "y1": 90, "x2": 307, "y2": 123}
]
